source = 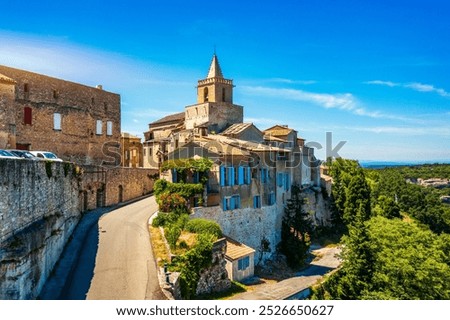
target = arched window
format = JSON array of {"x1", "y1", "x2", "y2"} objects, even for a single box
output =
[
  {"x1": 204, "y1": 87, "x2": 209, "y2": 102},
  {"x1": 222, "y1": 88, "x2": 226, "y2": 102}
]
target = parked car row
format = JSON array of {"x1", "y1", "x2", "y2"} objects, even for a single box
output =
[{"x1": 0, "y1": 149, "x2": 63, "y2": 162}]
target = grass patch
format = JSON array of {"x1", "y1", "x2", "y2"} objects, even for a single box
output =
[
  {"x1": 149, "y1": 225, "x2": 170, "y2": 266},
  {"x1": 196, "y1": 281, "x2": 247, "y2": 300},
  {"x1": 172, "y1": 231, "x2": 198, "y2": 255}
]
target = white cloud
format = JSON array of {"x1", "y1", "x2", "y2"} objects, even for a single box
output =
[
  {"x1": 240, "y1": 85, "x2": 403, "y2": 120},
  {"x1": 268, "y1": 78, "x2": 317, "y2": 85},
  {"x1": 365, "y1": 80, "x2": 399, "y2": 87},
  {"x1": 404, "y1": 82, "x2": 450, "y2": 97},
  {"x1": 366, "y1": 80, "x2": 450, "y2": 98},
  {"x1": 347, "y1": 125, "x2": 450, "y2": 136}
]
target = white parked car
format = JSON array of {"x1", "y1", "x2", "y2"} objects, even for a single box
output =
[{"x1": 30, "y1": 151, "x2": 63, "y2": 162}]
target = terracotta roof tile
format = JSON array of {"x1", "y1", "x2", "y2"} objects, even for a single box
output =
[
  {"x1": 150, "y1": 112, "x2": 185, "y2": 125},
  {"x1": 225, "y1": 237, "x2": 255, "y2": 261}
]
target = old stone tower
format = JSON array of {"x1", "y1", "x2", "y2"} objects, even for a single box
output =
[{"x1": 184, "y1": 54, "x2": 243, "y2": 133}]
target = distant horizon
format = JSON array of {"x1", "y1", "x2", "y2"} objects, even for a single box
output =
[{"x1": 1, "y1": 1, "x2": 449, "y2": 162}]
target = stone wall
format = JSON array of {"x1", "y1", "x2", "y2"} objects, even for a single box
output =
[
  {"x1": 79, "y1": 166, "x2": 158, "y2": 211},
  {"x1": 196, "y1": 238, "x2": 231, "y2": 296},
  {"x1": 192, "y1": 188, "x2": 332, "y2": 266},
  {"x1": 0, "y1": 159, "x2": 81, "y2": 299},
  {"x1": 191, "y1": 204, "x2": 283, "y2": 265},
  {"x1": 0, "y1": 159, "x2": 158, "y2": 299}
]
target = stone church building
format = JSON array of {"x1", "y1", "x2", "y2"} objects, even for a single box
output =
[{"x1": 143, "y1": 54, "x2": 327, "y2": 268}]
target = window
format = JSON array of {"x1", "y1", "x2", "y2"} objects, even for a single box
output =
[
  {"x1": 91, "y1": 97, "x2": 95, "y2": 105},
  {"x1": 231, "y1": 195, "x2": 241, "y2": 209},
  {"x1": 172, "y1": 169, "x2": 178, "y2": 183},
  {"x1": 24, "y1": 83, "x2": 29, "y2": 99},
  {"x1": 106, "y1": 121, "x2": 113, "y2": 136},
  {"x1": 220, "y1": 166, "x2": 235, "y2": 186},
  {"x1": 204, "y1": 87, "x2": 209, "y2": 102},
  {"x1": 96, "y1": 120, "x2": 103, "y2": 135},
  {"x1": 24, "y1": 107, "x2": 32, "y2": 125},
  {"x1": 223, "y1": 197, "x2": 231, "y2": 211},
  {"x1": 53, "y1": 113, "x2": 61, "y2": 130},
  {"x1": 238, "y1": 166, "x2": 244, "y2": 185},
  {"x1": 223, "y1": 195, "x2": 240, "y2": 211},
  {"x1": 268, "y1": 192, "x2": 276, "y2": 206},
  {"x1": 149, "y1": 147, "x2": 153, "y2": 157},
  {"x1": 193, "y1": 171, "x2": 200, "y2": 183},
  {"x1": 277, "y1": 173, "x2": 285, "y2": 187},
  {"x1": 238, "y1": 256, "x2": 250, "y2": 271},
  {"x1": 253, "y1": 195, "x2": 261, "y2": 209},
  {"x1": 53, "y1": 90, "x2": 58, "y2": 99},
  {"x1": 261, "y1": 168, "x2": 269, "y2": 183},
  {"x1": 222, "y1": 88, "x2": 226, "y2": 102},
  {"x1": 143, "y1": 148, "x2": 146, "y2": 157},
  {"x1": 244, "y1": 167, "x2": 252, "y2": 184},
  {"x1": 284, "y1": 173, "x2": 290, "y2": 191}
]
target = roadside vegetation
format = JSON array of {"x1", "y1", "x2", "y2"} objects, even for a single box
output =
[
  {"x1": 151, "y1": 157, "x2": 228, "y2": 299},
  {"x1": 311, "y1": 159, "x2": 450, "y2": 299}
]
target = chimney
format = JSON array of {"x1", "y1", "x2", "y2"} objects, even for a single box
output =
[{"x1": 96, "y1": 85, "x2": 103, "y2": 90}]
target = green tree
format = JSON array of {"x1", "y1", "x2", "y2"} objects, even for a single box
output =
[
  {"x1": 343, "y1": 170, "x2": 371, "y2": 226},
  {"x1": 279, "y1": 185, "x2": 313, "y2": 268},
  {"x1": 373, "y1": 195, "x2": 401, "y2": 219}
]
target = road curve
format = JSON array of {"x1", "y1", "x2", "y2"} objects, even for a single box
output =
[{"x1": 86, "y1": 196, "x2": 165, "y2": 300}]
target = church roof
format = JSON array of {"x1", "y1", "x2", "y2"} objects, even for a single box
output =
[
  {"x1": 207, "y1": 54, "x2": 224, "y2": 79},
  {"x1": 150, "y1": 111, "x2": 185, "y2": 125}
]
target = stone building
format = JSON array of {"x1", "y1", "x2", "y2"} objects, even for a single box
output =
[
  {"x1": 144, "y1": 54, "x2": 327, "y2": 272},
  {"x1": 0, "y1": 65, "x2": 121, "y2": 165},
  {"x1": 121, "y1": 132, "x2": 143, "y2": 168}
]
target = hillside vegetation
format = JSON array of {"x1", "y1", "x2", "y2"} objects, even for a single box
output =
[{"x1": 312, "y1": 160, "x2": 450, "y2": 299}]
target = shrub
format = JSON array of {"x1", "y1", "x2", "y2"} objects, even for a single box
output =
[
  {"x1": 159, "y1": 193, "x2": 188, "y2": 213},
  {"x1": 185, "y1": 219, "x2": 222, "y2": 238},
  {"x1": 165, "y1": 225, "x2": 182, "y2": 250},
  {"x1": 152, "y1": 212, "x2": 186, "y2": 228}
]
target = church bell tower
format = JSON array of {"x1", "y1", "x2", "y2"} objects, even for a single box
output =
[{"x1": 197, "y1": 54, "x2": 234, "y2": 104}]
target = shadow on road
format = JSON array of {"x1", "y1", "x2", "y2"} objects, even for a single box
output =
[
  {"x1": 60, "y1": 221, "x2": 100, "y2": 299},
  {"x1": 39, "y1": 209, "x2": 105, "y2": 300}
]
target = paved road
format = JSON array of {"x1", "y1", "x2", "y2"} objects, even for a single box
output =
[
  {"x1": 231, "y1": 246, "x2": 341, "y2": 300},
  {"x1": 86, "y1": 196, "x2": 165, "y2": 300}
]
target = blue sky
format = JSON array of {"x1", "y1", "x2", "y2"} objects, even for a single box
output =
[{"x1": 1, "y1": 0, "x2": 449, "y2": 162}]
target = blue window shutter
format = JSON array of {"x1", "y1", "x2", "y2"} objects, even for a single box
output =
[
  {"x1": 253, "y1": 196, "x2": 256, "y2": 209},
  {"x1": 230, "y1": 196, "x2": 235, "y2": 210},
  {"x1": 237, "y1": 195, "x2": 241, "y2": 208},
  {"x1": 172, "y1": 169, "x2": 177, "y2": 183},
  {"x1": 220, "y1": 166, "x2": 225, "y2": 186},
  {"x1": 247, "y1": 167, "x2": 251, "y2": 184},
  {"x1": 261, "y1": 168, "x2": 266, "y2": 183},
  {"x1": 238, "y1": 166, "x2": 244, "y2": 185},
  {"x1": 223, "y1": 197, "x2": 227, "y2": 210},
  {"x1": 230, "y1": 167, "x2": 235, "y2": 186},
  {"x1": 285, "y1": 173, "x2": 290, "y2": 191}
]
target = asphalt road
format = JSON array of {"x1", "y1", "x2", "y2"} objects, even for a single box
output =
[{"x1": 86, "y1": 196, "x2": 165, "y2": 300}]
